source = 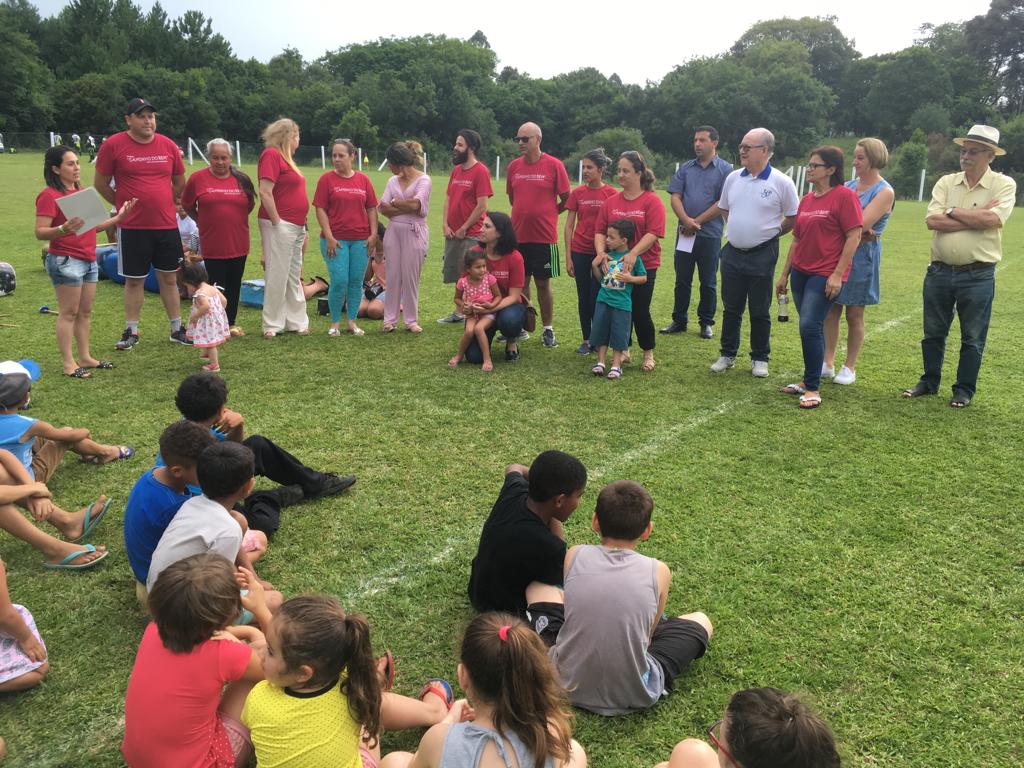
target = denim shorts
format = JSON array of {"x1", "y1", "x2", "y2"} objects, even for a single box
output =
[{"x1": 45, "y1": 253, "x2": 98, "y2": 287}]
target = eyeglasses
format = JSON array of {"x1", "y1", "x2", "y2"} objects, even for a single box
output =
[
  {"x1": 959, "y1": 148, "x2": 988, "y2": 157},
  {"x1": 806, "y1": 162, "x2": 827, "y2": 169},
  {"x1": 514, "y1": 136, "x2": 534, "y2": 143},
  {"x1": 707, "y1": 720, "x2": 741, "y2": 768},
  {"x1": 738, "y1": 144, "x2": 766, "y2": 152}
]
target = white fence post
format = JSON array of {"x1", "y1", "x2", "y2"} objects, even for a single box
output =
[
  {"x1": 578, "y1": 160, "x2": 583, "y2": 184},
  {"x1": 675, "y1": 162, "x2": 680, "y2": 172},
  {"x1": 358, "y1": 147, "x2": 363, "y2": 172},
  {"x1": 187, "y1": 137, "x2": 208, "y2": 166},
  {"x1": 235, "y1": 140, "x2": 241, "y2": 166},
  {"x1": 378, "y1": 159, "x2": 388, "y2": 172},
  {"x1": 495, "y1": 156, "x2": 501, "y2": 180},
  {"x1": 918, "y1": 169, "x2": 927, "y2": 201},
  {"x1": 424, "y1": 152, "x2": 428, "y2": 173},
  {"x1": 320, "y1": 145, "x2": 326, "y2": 169},
  {"x1": 49, "y1": 132, "x2": 55, "y2": 148}
]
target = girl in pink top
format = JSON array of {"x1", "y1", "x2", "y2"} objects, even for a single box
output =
[
  {"x1": 449, "y1": 251, "x2": 501, "y2": 372},
  {"x1": 122, "y1": 553, "x2": 264, "y2": 768}
]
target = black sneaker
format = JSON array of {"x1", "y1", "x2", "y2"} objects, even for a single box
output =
[
  {"x1": 169, "y1": 328, "x2": 193, "y2": 345},
  {"x1": 307, "y1": 473, "x2": 357, "y2": 500},
  {"x1": 115, "y1": 328, "x2": 140, "y2": 350},
  {"x1": 542, "y1": 328, "x2": 558, "y2": 348}
]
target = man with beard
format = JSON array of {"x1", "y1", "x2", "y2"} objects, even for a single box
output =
[{"x1": 438, "y1": 129, "x2": 493, "y2": 324}]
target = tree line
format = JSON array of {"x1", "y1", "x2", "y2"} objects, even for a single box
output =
[{"x1": 3, "y1": 0, "x2": 1024, "y2": 198}]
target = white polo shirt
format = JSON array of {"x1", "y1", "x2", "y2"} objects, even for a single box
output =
[{"x1": 719, "y1": 165, "x2": 799, "y2": 249}]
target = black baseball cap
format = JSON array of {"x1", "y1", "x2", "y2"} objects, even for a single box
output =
[{"x1": 125, "y1": 97, "x2": 156, "y2": 115}]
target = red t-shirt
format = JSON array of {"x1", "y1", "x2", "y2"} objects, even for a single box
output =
[
  {"x1": 506, "y1": 153, "x2": 570, "y2": 244},
  {"x1": 95, "y1": 131, "x2": 184, "y2": 230},
  {"x1": 257, "y1": 148, "x2": 310, "y2": 226},
  {"x1": 595, "y1": 191, "x2": 667, "y2": 270},
  {"x1": 791, "y1": 186, "x2": 863, "y2": 278},
  {"x1": 312, "y1": 171, "x2": 379, "y2": 240},
  {"x1": 566, "y1": 184, "x2": 617, "y2": 254},
  {"x1": 482, "y1": 248, "x2": 526, "y2": 297},
  {"x1": 180, "y1": 168, "x2": 251, "y2": 260},
  {"x1": 122, "y1": 622, "x2": 251, "y2": 768},
  {"x1": 446, "y1": 162, "x2": 493, "y2": 236},
  {"x1": 35, "y1": 186, "x2": 96, "y2": 261}
]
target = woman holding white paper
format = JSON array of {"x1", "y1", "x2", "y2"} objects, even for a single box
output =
[{"x1": 35, "y1": 146, "x2": 134, "y2": 378}]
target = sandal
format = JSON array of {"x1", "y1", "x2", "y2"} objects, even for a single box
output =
[
  {"x1": 202, "y1": 363, "x2": 221, "y2": 372},
  {"x1": 79, "y1": 446, "x2": 134, "y2": 465},
  {"x1": 349, "y1": 327, "x2": 365, "y2": 337},
  {"x1": 607, "y1": 366, "x2": 622, "y2": 380},
  {"x1": 418, "y1": 678, "x2": 454, "y2": 711},
  {"x1": 621, "y1": 351, "x2": 632, "y2": 365},
  {"x1": 591, "y1": 362, "x2": 606, "y2": 376},
  {"x1": 640, "y1": 358, "x2": 655, "y2": 372},
  {"x1": 328, "y1": 328, "x2": 341, "y2": 337},
  {"x1": 263, "y1": 331, "x2": 277, "y2": 339},
  {"x1": 229, "y1": 326, "x2": 245, "y2": 337},
  {"x1": 42, "y1": 544, "x2": 108, "y2": 571},
  {"x1": 63, "y1": 367, "x2": 92, "y2": 379},
  {"x1": 799, "y1": 394, "x2": 822, "y2": 409},
  {"x1": 903, "y1": 382, "x2": 935, "y2": 398},
  {"x1": 406, "y1": 323, "x2": 423, "y2": 334},
  {"x1": 781, "y1": 383, "x2": 806, "y2": 395},
  {"x1": 950, "y1": 393, "x2": 972, "y2": 408},
  {"x1": 379, "y1": 650, "x2": 395, "y2": 691},
  {"x1": 71, "y1": 496, "x2": 113, "y2": 543},
  {"x1": 382, "y1": 324, "x2": 396, "y2": 334},
  {"x1": 85, "y1": 360, "x2": 115, "y2": 370}
]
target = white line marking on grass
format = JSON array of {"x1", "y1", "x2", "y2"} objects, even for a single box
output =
[{"x1": 343, "y1": 542, "x2": 460, "y2": 603}]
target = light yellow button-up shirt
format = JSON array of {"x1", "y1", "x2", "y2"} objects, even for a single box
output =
[{"x1": 926, "y1": 168, "x2": 1016, "y2": 264}]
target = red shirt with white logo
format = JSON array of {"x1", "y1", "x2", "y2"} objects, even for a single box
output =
[
  {"x1": 95, "y1": 131, "x2": 184, "y2": 230},
  {"x1": 506, "y1": 153, "x2": 570, "y2": 244},
  {"x1": 36, "y1": 186, "x2": 97, "y2": 261},
  {"x1": 566, "y1": 184, "x2": 617, "y2": 254},
  {"x1": 791, "y1": 186, "x2": 863, "y2": 278},
  {"x1": 480, "y1": 248, "x2": 526, "y2": 297},
  {"x1": 180, "y1": 168, "x2": 252, "y2": 259},
  {"x1": 312, "y1": 171, "x2": 379, "y2": 241},
  {"x1": 595, "y1": 191, "x2": 667, "y2": 269},
  {"x1": 257, "y1": 148, "x2": 309, "y2": 226},
  {"x1": 446, "y1": 162, "x2": 493, "y2": 236}
]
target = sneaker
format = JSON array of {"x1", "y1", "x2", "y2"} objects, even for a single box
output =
[
  {"x1": 517, "y1": 330, "x2": 530, "y2": 342},
  {"x1": 698, "y1": 324, "x2": 713, "y2": 339},
  {"x1": 833, "y1": 366, "x2": 857, "y2": 385},
  {"x1": 169, "y1": 328, "x2": 193, "y2": 345},
  {"x1": 710, "y1": 355, "x2": 735, "y2": 373},
  {"x1": 542, "y1": 328, "x2": 558, "y2": 348},
  {"x1": 115, "y1": 328, "x2": 140, "y2": 350},
  {"x1": 751, "y1": 360, "x2": 769, "y2": 378},
  {"x1": 437, "y1": 312, "x2": 464, "y2": 324},
  {"x1": 575, "y1": 342, "x2": 592, "y2": 355},
  {"x1": 821, "y1": 364, "x2": 835, "y2": 378},
  {"x1": 306, "y1": 473, "x2": 357, "y2": 500}
]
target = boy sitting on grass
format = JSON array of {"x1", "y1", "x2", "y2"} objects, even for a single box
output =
[
  {"x1": 147, "y1": 441, "x2": 282, "y2": 613},
  {"x1": 468, "y1": 450, "x2": 587, "y2": 616},
  {"x1": 538, "y1": 480, "x2": 713, "y2": 715}
]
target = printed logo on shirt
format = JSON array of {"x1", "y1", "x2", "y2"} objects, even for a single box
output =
[
  {"x1": 125, "y1": 154, "x2": 170, "y2": 164},
  {"x1": 760, "y1": 189, "x2": 774, "y2": 199},
  {"x1": 331, "y1": 187, "x2": 368, "y2": 196},
  {"x1": 513, "y1": 173, "x2": 551, "y2": 182},
  {"x1": 450, "y1": 179, "x2": 475, "y2": 189}
]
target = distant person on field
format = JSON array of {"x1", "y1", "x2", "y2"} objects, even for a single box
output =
[
  {"x1": 94, "y1": 98, "x2": 189, "y2": 351},
  {"x1": 439, "y1": 129, "x2": 493, "y2": 324},
  {"x1": 655, "y1": 687, "x2": 840, "y2": 768},
  {"x1": 903, "y1": 124, "x2": 1016, "y2": 408},
  {"x1": 537, "y1": 480, "x2": 711, "y2": 715},
  {"x1": 661, "y1": 126, "x2": 732, "y2": 340},
  {"x1": 507, "y1": 121, "x2": 571, "y2": 348},
  {"x1": 468, "y1": 450, "x2": 587, "y2": 616}
]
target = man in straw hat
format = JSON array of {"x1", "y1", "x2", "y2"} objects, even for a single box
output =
[{"x1": 903, "y1": 124, "x2": 1016, "y2": 408}]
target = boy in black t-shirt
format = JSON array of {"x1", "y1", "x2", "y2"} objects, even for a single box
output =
[{"x1": 468, "y1": 450, "x2": 587, "y2": 615}]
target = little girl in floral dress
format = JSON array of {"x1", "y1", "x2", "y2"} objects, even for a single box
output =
[
  {"x1": 449, "y1": 250, "x2": 500, "y2": 372},
  {"x1": 182, "y1": 262, "x2": 230, "y2": 372}
]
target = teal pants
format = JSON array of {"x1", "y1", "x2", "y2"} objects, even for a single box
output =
[{"x1": 320, "y1": 238, "x2": 369, "y2": 322}]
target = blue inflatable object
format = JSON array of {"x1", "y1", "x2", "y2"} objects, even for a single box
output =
[
  {"x1": 97, "y1": 246, "x2": 161, "y2": 293},
  {"x1": 17, "y1": 359, "x2": 41, "y2": 381}
]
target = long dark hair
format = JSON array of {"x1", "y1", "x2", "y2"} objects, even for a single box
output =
[
  {"x1": 230, "y1": 167, "x2": 256, "y2": 207},
  {"x1": 484, "y1": 211, "x2": 517, "y2": 255},
  {"x1": 44, "y1": 145, "x2": 78, "y2": 191}
]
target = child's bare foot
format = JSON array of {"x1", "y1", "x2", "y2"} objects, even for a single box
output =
[
  {"x1": 377, "y1": 650, "x2": 395, "y2": 691},
  {"x1": 87, "y1": 445, "x2": 134, "y2": 465},
  {"x1": 60, "y1": 495, "x2": 110, "y2": 541},
  {"x1": 481, "y1": 360, "x2": 493, "y2": 372},
  {"x1": 448, "y1": 356, "x2": 461, "y2": 368},
  {"x1": 43, "y1": 540, "x2": 108, "y2": 567}
]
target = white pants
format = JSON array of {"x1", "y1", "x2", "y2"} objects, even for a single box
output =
[{"x1": 259, "y1": 219, "x2": 308, "y2": 334}]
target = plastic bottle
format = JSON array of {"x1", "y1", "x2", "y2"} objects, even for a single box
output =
[{"x1": 777, "y1": 293, "x2": 789, "y2": 322}]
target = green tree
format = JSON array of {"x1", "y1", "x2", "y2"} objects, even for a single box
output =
[
  {"x1": 965, "y1": 0, "x2": 1024, "y2": 114},
  {"x1": 889, "y1": 137, "x2": 928, "y2": 199},
  {"x1": 862, "y1": 47, "x2": 953, "y2": 143},
  {"x1": 0, "y1": 7, "x2": 54, "y2": 130}
]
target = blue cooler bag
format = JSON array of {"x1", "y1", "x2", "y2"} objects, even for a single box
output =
[
  {"x1": 240, "y1": 279, "x2": 265, "y2": 308},
  {"x1": 97, "y1": 246, "x2": 161, "y2": 293}
]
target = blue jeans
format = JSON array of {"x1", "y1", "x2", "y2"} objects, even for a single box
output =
[
  {"x1": 465, "y1": 303, "x2": 526, "y2": 364},
  {"x1": 320, "y1": 238, "x2": 369, "y2": 322},
  {"x1": 672, "y1": 236, "x2": 721, "y2": 326},
  {"x1": 919, "y1": 261, "x2": 995, "y2": 398},
  {"x1": 571, "y1": 251, "x2": 600, "y2": 342},
  {"x1": 790, "y1": 269, "x2": 836, "y2": 392}
]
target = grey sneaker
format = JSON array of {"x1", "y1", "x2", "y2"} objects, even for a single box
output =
[
  {"x1": 710, "y1": 355, "x2": 735, "y2": 373},
  {"x1": 575, "y1": 342, "x2": 592, "y2": 355},
  {"x1": 169, "y1": 328, "x2": 193, "y2": 345},
  {"x1": 751, "y1": 360, "x2": 769, "y2": 378},
  {"x1": 437, "y1": 312, "x2": 464, "y2": 324},
  {"x1": 517, "y1": 330, "x2": 530, "y2": 342},
  {"x1": 115, "y1": 328, "x2": 140, "y2": 350},
  {"x1": 542, "y1": 328, "x2": 558, "y2": 348}
]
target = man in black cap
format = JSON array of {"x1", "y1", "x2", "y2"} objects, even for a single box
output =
[{"x1": 94, "y1": 98, "x2": 188, "y2": 351}]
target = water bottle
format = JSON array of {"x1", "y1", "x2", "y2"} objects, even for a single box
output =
[{"x1": 777, "y1": 293, "x2": 789, "y2": 322}]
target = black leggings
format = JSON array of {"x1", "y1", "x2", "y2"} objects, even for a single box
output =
[
  {"x1": 203, "y1": 255, "x2": 248, "y2": 325},
  {"x1": 631, "y1": 267, "x2": 657, "y2": 351}
]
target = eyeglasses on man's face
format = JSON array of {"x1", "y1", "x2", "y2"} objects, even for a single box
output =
[{"x1": 738, "y1": 144, "x2": 766, "y2": 152}]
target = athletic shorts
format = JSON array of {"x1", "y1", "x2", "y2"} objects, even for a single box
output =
[
  {"x1": 118, "y1": 228, "x2": 183, "y2": 278},
  {"x1": 525, "y1": 601, "x2": 565, "y2": 647},
  {"x1": 648, "y1": 617, "x2": 709, "y2": 692},
  {"x1": 443, "y1": 237, "x2": 478, "y2": 283},
  {"x1": 519, "y1": 242, "x2": 561, "y2": 279}
]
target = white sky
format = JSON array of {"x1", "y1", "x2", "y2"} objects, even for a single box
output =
[{"x1": 34, "y1": 0, "x2": 994, "y2": 85}]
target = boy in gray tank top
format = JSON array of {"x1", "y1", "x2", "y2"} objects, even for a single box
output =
[{"x1": 537, "y1": 480, "x2": 713, "y2": 715}]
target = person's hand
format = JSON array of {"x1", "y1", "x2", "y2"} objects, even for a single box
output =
[
  {"x1": 566, "y1": 257, "x2": 575, "y2": 277},
  {"x1": 775, "y1": 275, "x2": 789, "y2": 298},
  {"x1": 463, "y1": 302, "x2": 476, "y2": 317},
  {"x1": 236, "y1": 567, "x2": 268, "y2": 613},
  {"x1": 19, "y1": 635, "x2": 46, "y2": 664},
  {"x1": 27, "y1": 497, "x2": 54, "y2": 522},
  {"x1": 825, "y1": 272, "x2": 843, "y2": 299},
  {"x1": 621, "y1": 252, "x2": 637, "y2": 271},
  {"x1": 444, "y1": 699, "x2": 475, "y2": 724},
  {"x1": 454, "y1": 226, "x2": 468, "y2": 239},
  {"x1": 442, "y1": 223, "x2": 454, "y2": 238},
  {"x1": 325, "y1": 236, "x2": 339, "y2": 258},
  {"x1": 366, "y1": 234, "x2": 379, "y2": 254},
  {"x1": 28, "y1": 482, "x2": 51, "y2": 499},
  {"x1": 594, "y1": 252, "x2": 609, "y2": 275},
  {"x1": 212, "y1": 629, "x2": 243, "y2": 644},
  {"x1": 217, "y1": 408, "x2": 244, "y2": 431}
]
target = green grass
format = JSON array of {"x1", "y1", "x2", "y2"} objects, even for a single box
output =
[{"x1": 0, "y1": 152, "x2": 1021, "y2": 768}]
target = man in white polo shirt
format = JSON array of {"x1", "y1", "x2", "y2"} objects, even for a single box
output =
[{"x1": 710, "y1": 128, "x2": 798, "y2": 377}]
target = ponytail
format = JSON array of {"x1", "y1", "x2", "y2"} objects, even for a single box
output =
[
  {"x1": 385, "y1": 140, "x2": 424, "y2": 169},
  {"x1": 726, "y1": 687, "x2": 841, "y2": 768},
  {"x1": 461, "y1": 613, "x2": 573, "y2": 768},
  {"x1": 230, "y1": 167, "x2": 256, "y2": 208},
  {"x1": 340, "y1": 612, "x2": 382, "y2": 748},
  {"x1": 620, "y1": 150, "x2": 656, "y2": 191}
]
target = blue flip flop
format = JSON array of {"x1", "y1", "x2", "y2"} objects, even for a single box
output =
[
  {"x1": 43, "y1": 544, "x2": 108, "y2": 571},
  {"x1": 71, "y1": 497, "x2": 113, "y2": 543}
]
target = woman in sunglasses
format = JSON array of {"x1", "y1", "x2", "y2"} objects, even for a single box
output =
[{"x1": 656, "y1": 687, "x2": 840, "y2": 768}]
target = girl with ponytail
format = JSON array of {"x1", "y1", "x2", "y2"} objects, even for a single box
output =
[
  {"x1": 241, "y1": 593, "x2": 453, "y2": 767},
  {"x1": 381, "y1": 613, "x2": 587, "y2": 768}
]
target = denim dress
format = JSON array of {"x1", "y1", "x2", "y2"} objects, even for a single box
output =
[{"x1": 836, "y1": 179, "x2": 892, "y2": 306}]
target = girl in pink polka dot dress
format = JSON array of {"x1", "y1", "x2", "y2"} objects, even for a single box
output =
[
  {"x1": 449, "y1": 251, "x2": 500, "y2": 372},
  {"x1": 182, "y1": 261, "x2": 230, "y2": 372}
]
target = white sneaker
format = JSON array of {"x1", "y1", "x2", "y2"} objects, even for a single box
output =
[
  {"x1": 833, "y1": 366, "x2": 856, "y2": 385},
  {"x1": 751, "y1": 360, "x2": 769, "y2": 378},
  {"x1": 821, "y1": 364, "x2": 835, "y2": 378},
  {"x1": 710, "y1": 356, "x2": 735, "y2": 373}
]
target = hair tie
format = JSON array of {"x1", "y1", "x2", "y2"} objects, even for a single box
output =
[{"x1": 498, "y1": 625, "x2": 511, "y2": 642}]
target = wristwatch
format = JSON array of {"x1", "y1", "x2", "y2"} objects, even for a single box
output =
[{"x1": 945, "y1": 207, "x2": 955, "y2": 217}]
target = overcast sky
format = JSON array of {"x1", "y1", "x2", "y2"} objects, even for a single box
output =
[{"x1": 33, "y1": 0, "x2": 994, "y2": 85}]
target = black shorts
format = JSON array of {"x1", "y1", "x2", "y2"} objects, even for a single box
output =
[
  {"x1": 525, "y1": 601, "x2": 565, "y2": 647},
  {"x1": 118, "y1": 228, "x2": 184, "y2": 278},
  {"x1": 519, "y1": 242, "x2": 561, "y2": 279},
  {"x1": 648, "y1": 617, "x2": 709, "y2": 692}
]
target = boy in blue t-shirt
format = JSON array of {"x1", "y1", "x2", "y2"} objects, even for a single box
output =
[{"x1": 590, "y1": 219, "x2": 647, "y2": 380}]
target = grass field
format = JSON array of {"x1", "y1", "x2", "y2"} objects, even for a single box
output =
[{"x1": 0, "y1": 151, "x2": 1021, "y2": 768}]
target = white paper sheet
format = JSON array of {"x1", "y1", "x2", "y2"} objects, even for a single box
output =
[
  {"x1": 675, "y1": 231, "x2": 696, "y2": 253},
  {"x1": 55, "y1": 187, "x2": 109, "y2": 234}
]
